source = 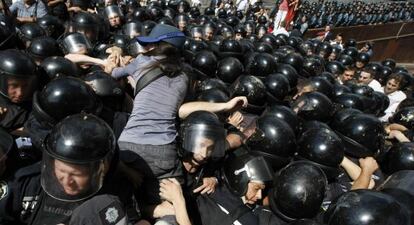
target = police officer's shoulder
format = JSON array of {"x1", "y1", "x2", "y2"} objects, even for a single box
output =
[{"x1": 13, "y1": 162, "x2": 41, "y2": 181}]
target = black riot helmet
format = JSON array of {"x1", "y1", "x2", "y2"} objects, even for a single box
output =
[
  {"x1": 27, "y1": 37, "x2": 62, "y2": 61},
  {"x1": 216, "y1": 57, "x2": 243, "y2": 84},
  {"x1": 303, "y1": 56, "x2": 324, "y2": 78},
  {"x1": 382, "y1": 58, "x2": 396, "y2": 70},
  {"x1": 378, "y1": 66, "x2": 392, "y2": 85},
  {"x1": 191, "y1": 50, "x2": 218, "y2": 79},
  {"x1": 222, "y1": 152, "x2": 273, "y2": 196},
  {"x1": 40, "y1": 56, "x2": 80, "y2": 79},
  {"x1": 178, "y1": 111, "x2": 226, "y2": 161},
  {"x1": 344, "y1": 38, "x2": 357, "y2": 48},
  {"x1": 60, "y1": 32, "x2": 93, "y2": 54},
  {"x1": 269, "y1": 161, "x2": 327, "y2": 222},
  {"x1": 275, "y1": 63, "x2": 299, "y2": 89},
  {"x1": 338, "y1": 54, "x2": 354, "y2": 67},
  {"x1": 372, "y1": 91, "x2": 389, "y2": 116},
  {"x1": 158, "y1": 17, "x2": 175, "y2": 26},
  {"x1": 104, "y1": 5, "x2": 124, "y2": 23},
  {"x1": 198, "y1": 78, "x2": 228, "y2": 94},
  {"x1": 254, "y1": 42, "x2": 273, "y2": 53},
  {"x1": 0, "y1": 49, "x2": 38, "y2": 103},
  {"x1": 148, "y1": 6, "x2": 164, "y2": 21},
  {"x1": 132, "y1": 8, "x2": 150, "y2": 22},
  {"x1": 246, "y1": 53, "x2": 277, "y2": 77},
  {"x1": 293, "y1": 92, "x2": 334, "y2": 122},
  {"x1": 334, "y1": 93, "x2": 364, "y2": 111},
  {"x1": 333, "y1": 84, "x2": 351, "y2": 97},
  {"x1": 381, "y1": 142, "x2": 414, "y2": 174},
  {"x1": 289, "y1": 219, "x2": 324, "y2": 225},
  {"x1": 204, "y1": 7, "x2": 215, "y2": 16},
  {"x1": 324, "y1": 189, "x2": 410, "y2": 225},
  {"x1": 297, "y1": 128, "x2": 345, "y2": 179},
  {"x1": 245, "y1": 115, "x2": 296, "y2": 169},
  {"x1": 225, "y1": 16, "x2": 240, "y2": 27},
  {"x1": 142, "y1": 20, "x2": 157, "y2": 35},
  {"x1": 390, "y1": 106, "x2": 414, "y2": 129},
  {"x1": 283, "y1": 53, "x2": 304, "y2": 73},
  {"x1": 265, "y1": 73, "x2": 290, "y2": 101},
  {"x1": 18, "y1": 23, "x2": 46, "y2": 45},
  {"x1": 330, "y1": 108, "x2": 363, "y2": 130},
  {"x1": 0, "y1": 24, "x2": 17, "y2": 50},
  {"x1": 325, "y1": 61, "x2": 345, "y2": 76},
  {"x1": 356, "y1": 52, "x2": 370, "y2": 64},
  {"x1": 342, "y1": 47, "x2": 358, "y2": 60},
  {"x1": 218, "y1": 39, "x2": 243, "y2": 59},
  {"x1": 163, "y1": 7, "x2": 177, "y2": 20},
  {"x1": 37, "y1": 15, "x2": 65, "y2": 39},
  {"x1": 32, "y1": 76, "x2": 102, "y2": 127},
  {"x1": 333, "y1": 113, "x2": 385, "y2": 158},
  {"x1": 41, "y1": 113, "x2": 116, "y2": 202},
  {"x1": 377, "y1": 170, "x2": 414, "y2": 223},
  {"x1": 197, "y1": 88, "x2": 229, "y2": 103},
  {"x1": 70, "y1": 12, "x2": 99, "y2": 43},
  {"x1": 315, "y1": 42, "x2": 332, "y2": 59},
  {"x1": 308, "y1": 77, "x2": 334, "y2": 98},
  {"x1": 83, "y1": 71, "x2": 125, "y2": 111},
  {"x1": 231, "y1": 75, "x2": 267, "y2": 110},
  {"x1": 319, "y1": 72, "x2": 336, "y2": 85},
  {"x1": 263, "y1": 104, "x2": 300, "y2": 134},
  {"x1": 183, "y1": 39, "x2": 208, "y2": 63}
]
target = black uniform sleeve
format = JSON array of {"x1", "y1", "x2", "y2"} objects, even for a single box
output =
[{"x1": 0, "y1": 163, "x2": 42, "y2": 225}]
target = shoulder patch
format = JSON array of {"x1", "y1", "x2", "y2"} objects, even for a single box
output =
[
  {"x1": 0, "y1": 180, "x2": 8, "y2": 200},
  {"x1": 99, "y1": 201, "x2": 126, "y2": 225}
]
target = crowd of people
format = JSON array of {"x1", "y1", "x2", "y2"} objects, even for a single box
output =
[
  {"x1": 293, "y1": 0, "x2": 414, "y2": 29},
  {"x1": 0, "y1": 0, "x2": 414, "y2": 225}
]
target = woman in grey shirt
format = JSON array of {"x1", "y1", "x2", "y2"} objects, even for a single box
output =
[{"x1": 107, "y1": 24, "x2": 189, "y2": 224}]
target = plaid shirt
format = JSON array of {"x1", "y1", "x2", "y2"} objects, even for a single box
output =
[{"x1": 9, "y1": 0, "x2": 48, "y2": 18}]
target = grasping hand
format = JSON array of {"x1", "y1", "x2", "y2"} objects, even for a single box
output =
[{"x1": 193, "y1": 177, "x2": 218, "y2": 195}]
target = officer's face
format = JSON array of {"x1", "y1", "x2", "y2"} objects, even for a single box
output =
[
  {"x1": 108, "y1": 14, "x2": 121, "y2": 27},
  {"x1": 244, "y1": 181, "x2": 265, "y2": 205},
  {"x1": 192, "y1": 31, "x2": 203, "y2": 41},
  {"x1": 203, "y1": 28, "x2": 214, "y2": 41},
  {"x1": 235, "y1": 33, "x2": 243, "y2": 41},
  {"x1": 358, "y1": 71, "x2": 373, "y2": 85},
  {"x1": 54, "y1": 160, "x2": 91, "y2": 196},
  {"x1": 182, "y1": 137, "x2": 215, "y2": 173},
  {"x1": 7, "y1": 78, "x2": 34, "y2": 104},
  {"x1": 356, "y1": 61, "x2": 365, "y2": 69},
  {"x1": 384, "y1": 78, "x2": 401, "y2": 95}
]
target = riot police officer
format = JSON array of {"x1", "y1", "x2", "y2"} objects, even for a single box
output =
[
  {"x1": 0, "y1": 50, "x2": 38, "y2": 133},
  {"x1": 0, "y1": 114, "x2": 138, "y2": 224}
]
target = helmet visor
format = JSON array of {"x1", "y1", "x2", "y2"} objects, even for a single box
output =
[
  {"x1": 61, "y1": 33, "x2": 92, "y2": 54},
  {"x1": 0, "y1": 75, "x2": 37, "y2": 102},
  {"x1": 233, "y1": 156, "x2": 273, "y2": 183},
  {"x1": 41, "y1": 153, "x2": 105, "y2": 202},
  {"x1": 181, "y1": 124, "x2": 226, "y2": 160}
]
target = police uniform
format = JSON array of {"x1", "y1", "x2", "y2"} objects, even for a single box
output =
[
  {"x1": 197, "y1": 185, "x2": 259, "y2": 225},
  {"x1": 0, "y1": 95, "x2": 31, "y2": 132},
  {"x1": 0, "y1": 161, "x2": 138, "y2": 225}
]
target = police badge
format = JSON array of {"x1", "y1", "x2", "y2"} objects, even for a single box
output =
[
  {"x1": 105, "y1": 207, "x2": 119, "y2": 223},
  {"x1": 0, "y1": 180, "x2": 8, "y2": 200}
]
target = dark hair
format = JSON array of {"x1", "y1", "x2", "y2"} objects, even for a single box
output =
[
  {"x1": 361, "y1": 68, "x2": 376, "y2": 78},
  {"x1": 387, "y1": 73, "x2": 406, "y2": 88},
  {"x1": 143, "y1": 42, "x2": 183, "y2": 77}
]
